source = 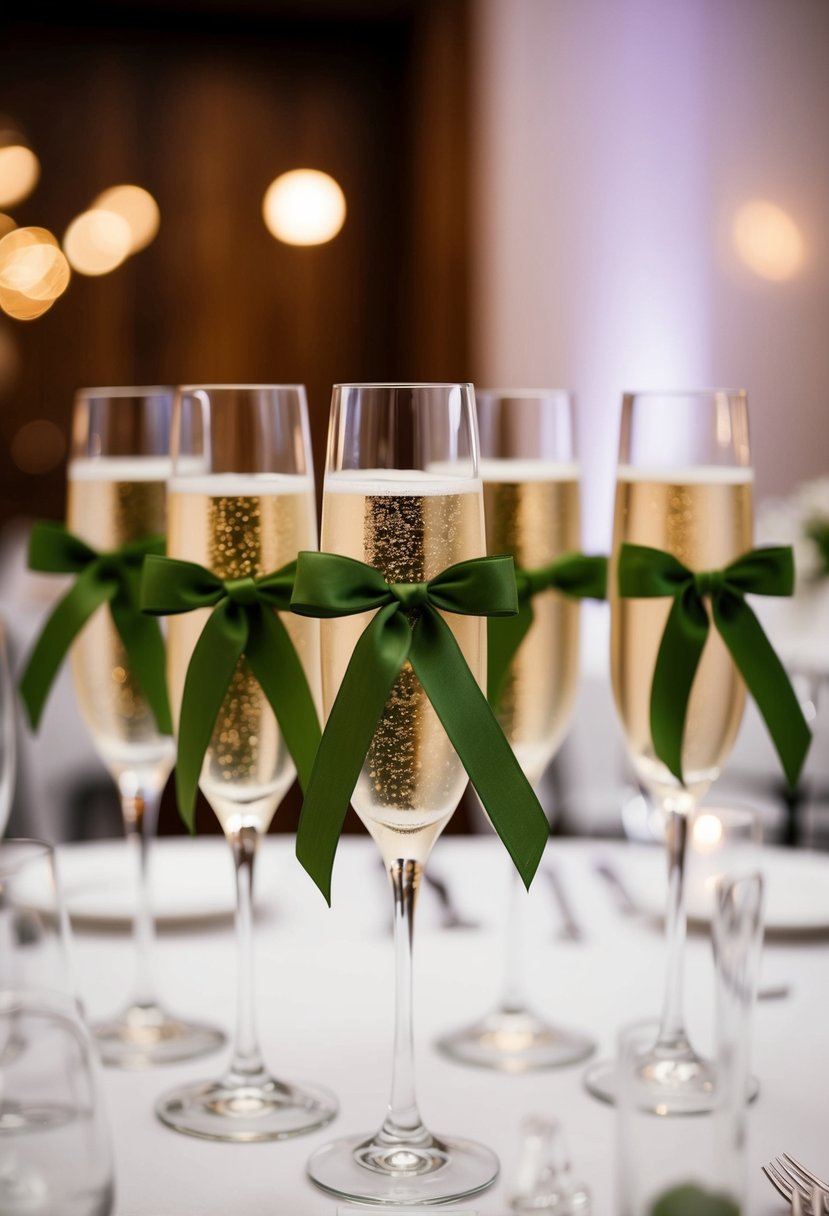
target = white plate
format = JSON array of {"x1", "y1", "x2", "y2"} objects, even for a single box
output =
[
  {"x1": 47, "y1": 837, "x2": 259, "y2": 928},
  {"x1": 618, "y1": 844, "x2": 829, "y2": 934}
]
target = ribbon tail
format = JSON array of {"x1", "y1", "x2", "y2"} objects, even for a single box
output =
[
  {"x1": 110, "y1": 575, "x2": 173, "y2": 735},
  {"x1": 410, "y1": 607, "x2": 549, "y2": 890},
  {"x1": 18, "y1": 566, "x2": 115, "y2": 730},
  {"x1": 296, "y1": 604, "x2": 411, "y2": 904},
  {"x1": 714, "y1": 593, "x2": 812, "y2": 789},
  {"x1": 175, "y1": 603, "x2": 248, "y2": 833},
  {"x1": 650, "y1": 588, "x2": 709, "y2": 785},
  {"x1": 245, "y1": 607, "x2": 322, "y2": 795},
  {"x1": 486, "y1": 600, "x2": 534, "y2": 711}
]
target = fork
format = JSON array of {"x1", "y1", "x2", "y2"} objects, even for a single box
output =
[{"x1": 763, "y1": 1154, "x2": 829, "y2": 1213}]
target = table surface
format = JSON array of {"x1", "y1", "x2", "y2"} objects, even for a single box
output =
[{"x1": 65, "y1": 834, "x2": 829, "y2": 1216}]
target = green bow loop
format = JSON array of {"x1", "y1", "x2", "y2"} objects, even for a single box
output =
[
  {"x1": 487, "y1": 552, "x2": 608, "y2": 710},
  {"x1": 290, "y1": 550, "x2": 549, "y2": 904},
  {"x1": 617, "y1": 542, "x2": 810, "y2": 789},
  {"x1": 141, "y1": 555, "x2": 321, "y2": 832},
  {"x1": 19, "y1": 522, "x2": 172, "y2": 736}
]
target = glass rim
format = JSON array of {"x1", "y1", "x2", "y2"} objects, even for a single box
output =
[
  {"x1": 622, "y1": 388, "x2": 748, "y2": 400},
  {"x1": 0, "y1": 838, "x2": 55, "y2": 880},
  {"x1": 477, "y1": 387, "x2": 575, "y2": 399},
  {"x1": 332, "y1": 381, "x2": 474, "y2": 391},
  {"x1": 75, "y1": 385, "x2": 173, "y2": 399},
  {"x1": 177, "y1": 383, "x2": 306, "y2": 393}
]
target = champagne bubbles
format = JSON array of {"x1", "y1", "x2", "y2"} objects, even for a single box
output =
[
  {"x1": 0, "y1": 226, "x2": 70, "y2": 321},
  {"x1": 263, "y1": 169, "x2": 346, "y2": 246}
]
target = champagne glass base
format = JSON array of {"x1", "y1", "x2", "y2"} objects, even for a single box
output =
[
  {"x1": 307, "y1": 1131, "x2": 499, "y2": 1205},
  {"x1": 435, "y1": 1006, "x2": 596, "y2": 1073},
  {"x1": 155, "y1": 1074, "x2": 338, "y2": 1142},
  {"x1": 584, "y1": 1052, "x2": 760, "y2": 1113},
  {"x1": 93, "y1": 1003, "x2": 225, "y2": 1069}
]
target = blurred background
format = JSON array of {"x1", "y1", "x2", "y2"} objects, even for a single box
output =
[{"x1": 1, "y1": 0, "x2": 827, "y2": 843}]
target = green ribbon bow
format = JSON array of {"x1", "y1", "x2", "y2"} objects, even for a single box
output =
[
  {"x1": 141, "y1": 555, "x2": 321, "y2": 832},
  {"x1": 487, "y1": 552, "x2": 608, "y2": 709},
  {"x1": 19, "y1": 521, "x2": 172, "y2": 735},
  {"x1": 618, "y1": 542, "x2": 811, "y2": 788},
  {"x1": 290, "y1": 551, "x2": 550, "y2": 903}
]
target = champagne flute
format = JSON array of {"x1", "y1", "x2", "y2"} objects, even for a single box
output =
[
  {"x1": 0, "y1": 624, "x2": 15, "y2": 838},
  {"x1": 68, "y1": 386, "x2": 224, "y2": 1068},
  {"x1": 585, "y1": 390, "x2": 752, "y2": 1112},
  {"x1": 155, "y1": 384, "x2": 337, "y2": 1141},
  {"x1": 436, "y1": 390, "x2": 595, "y2": 1071},
  {"x1": 306, "y1": 382, "x2": 499, "y2": 1205}
]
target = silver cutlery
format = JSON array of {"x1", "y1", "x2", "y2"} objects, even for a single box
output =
[
  {"x1": 543, "y1": 864, "x2": 584, "y2": 942},
  {"x1": 763, "y1": 1153, "x2": 829, "y2": 1213},
  {"x1": 592, "y1": 857, "x2": 639, "y2": 916},
  {"x1": 424, "y1": 868, "x2": 480, "y2": 931}
]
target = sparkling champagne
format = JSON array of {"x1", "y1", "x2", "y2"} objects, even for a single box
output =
[
  {"x1": 166, "y1": 473, "x2": 319, "y2": 835},
  {"x1": 321, "y1": 470, "x2": 485, "y2": 864},
  {"x1": 481, "y1": 459, "x2": 581, "y2": 784},
  {"x1": 611, "y1": 465, "x2": 753, "y2": 804},
  {"x1": 68, "y1": 457, "x2": 175, "y2": 777}
]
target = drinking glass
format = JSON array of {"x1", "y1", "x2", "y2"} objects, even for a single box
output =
[
  {"x1": 68, "y1": 386, "x2": 224, "y2": 1068},
  {"x1": 0, "y1": 840, "x2": 115, "y2": 1215},
  {"x1": 437, "y1": 390, "x2": 594, "y2": 1072},
  {"x1": 618, "y1": 875, "x2": 761, "y2": 1216},
  {"x1": 585, "y1": 390, "x2": 752, "y2": 1112},
  {"x1": 306, "y1": 383, "x2": 499, "y2": 1204},
  {"x1": 155, "y1": 384, "x2": 337, "y2": 1141},
  {"x1": 0, "y1": 623, "x2": 15, "y2": 837}
]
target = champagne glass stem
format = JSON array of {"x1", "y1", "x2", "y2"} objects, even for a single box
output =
[
  {"x1": 381, "y1": 859, "x2": 427, "y2": 1145},
  {"x1": 120, "y1": 781, "x2": 160, "y2": 1011},
  {"x1": 226, "y1": 826, "x2": 265, "y2": 1085},
  {"x1": 499, "y1": 866, "x2": 526, "y2": 1013},
  {"x1": 656, "y1": 805, "x2": 690, "y2": 1050}
]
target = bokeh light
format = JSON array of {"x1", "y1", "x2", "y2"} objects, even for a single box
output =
[
  {"x1": 0, "y1": 138, "x2": 40, "y2": 209},
  {"x1": 64, "y1": 208, "x2": 132, "y2": 276},
  {"x1": 733, "y1": 200, "x2": 804, "y2": 282},
  {"x1": 692, "y1": 812, "x2": 724, "y2": 852},
  {"x1": 10, "y1": 418, "x2": 66, "y2": 474},
  {"x1": 0, "y1": 227, "x2": 70, "y2": 321},
  {"x1": 262, "y1": 169, "x2": 346, "y2": 246},
  {"x1": 93, "y1": 184, "x2": 160, "y2": 253},
  {"x1": 0, "y1": 214, "x2": 16, "y2": 240}
]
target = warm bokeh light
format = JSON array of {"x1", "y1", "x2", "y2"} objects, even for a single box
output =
[
  {"x1": 262, "y1": 169, "x2": 346, "y2": 246},
  {"x1": 64, "y1": 208, "x2": 132, "y2": 276},
  {"x1": 0, "y1": 142, "x2": 40, "y2": 208},
  {"x1": 10, "y1": 418, "x2": 66, "y2": 474},
  {"x1": 0, "y1": 213, "x2": 16, "y2": 240},
  {"x1": 733, "y1": 200, "x2": 804, "y2": 282},
  {"x1": 0, "y1": 226, "x2": 70, "y2": 320},
  {"x1": 93, "y1": 184, "x2": 160, "y2": 253},
  {"x1": 692, "y1": 812, "x2": 724, "y2": 852}
]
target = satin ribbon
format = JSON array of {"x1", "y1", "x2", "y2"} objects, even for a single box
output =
[
  {"x1": 617, "y1": 542, "x2": 811, "y2": 788},
  {"x1": 487, "y1": 552, "x2": 608, "y2": 709},
  {"x1": 141, "y1": 555, "x2": 321, "y2": 831},
  {"x1": 290, "y1": 551, "x2": 550, "y2": 903},
  {"x1": 19, "y1": 522, "x2": 172, "y2": 735}
]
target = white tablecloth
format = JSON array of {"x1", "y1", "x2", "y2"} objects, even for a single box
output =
[{"x1": 66, "y1": 835, "x2": 829, "y2": 1216}]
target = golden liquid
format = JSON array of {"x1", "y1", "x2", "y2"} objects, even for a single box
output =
[
  {"x1": 482, "y1": 461, "x2": 581, "y2": 785},
  {"x1": 167, "y1": 474, "x2": 319, "y2": 835},
  {"x1": 611, "y1": 466, "x2": 753, "y2": 805},
  {"x1": 68, "y1": 458, "x2": 175, "y2": 779},
  {"x1": 321, "y1": 471, "x2": 485, "y2": 864}
]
